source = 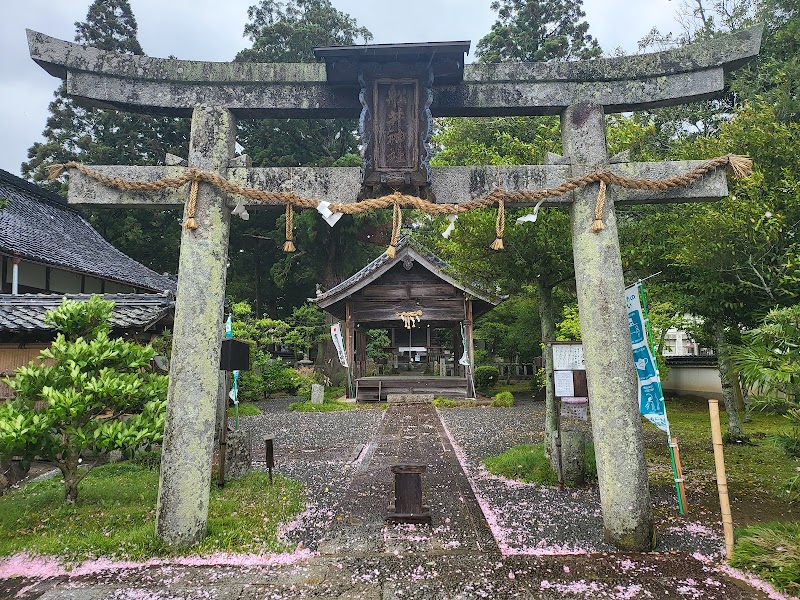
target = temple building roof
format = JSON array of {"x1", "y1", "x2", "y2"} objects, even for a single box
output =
[{"x1": 0, "y1": 168, "x2": 176, "y2": 293}]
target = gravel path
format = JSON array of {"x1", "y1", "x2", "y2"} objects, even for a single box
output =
[
  {"x1": 237, "y1": 399, "x2": 384, "y2": 552},
  {"x1": 437, "y1": 398, "x2": 724, "y2": 558}
]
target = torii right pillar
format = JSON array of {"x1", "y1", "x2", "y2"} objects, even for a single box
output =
[{"x1": 563, "y1": 103, "x2": 654, "y2": 550}]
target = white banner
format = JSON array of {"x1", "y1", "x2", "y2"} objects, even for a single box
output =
[{"x1": 331, "y1": 322, "x2": 349, "y2": 368}]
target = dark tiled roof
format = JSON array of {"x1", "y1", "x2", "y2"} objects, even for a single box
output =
[
  {"x1": 0, "y1": 169, "x2": 176, "y2": 292},
  {"x1": 0, "y1": 293, "x2": 174, "y2": 332},
  {"x1": 315, "y1": 235, "x2": 499, "y2": 305}
]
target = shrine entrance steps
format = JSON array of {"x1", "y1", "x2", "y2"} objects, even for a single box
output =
[{"x1": 355, "y1": 376, "x2": 469, "y2": 402}]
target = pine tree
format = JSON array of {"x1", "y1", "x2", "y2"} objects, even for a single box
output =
[
  {"x1": 22, "y1": 0, "x2": 189, "y2": 275},
  {"x1": 476, "y1": 0, "x2": 602, "y2": 63}
]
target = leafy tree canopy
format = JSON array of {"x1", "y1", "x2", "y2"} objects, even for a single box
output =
[{"x1": 0, "y1": 297, "x2": 167, "y2": 503}]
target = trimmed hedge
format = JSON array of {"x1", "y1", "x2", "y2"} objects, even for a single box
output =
[{"x1": 474, "y1": 365, "x2": 500, "y2": 391}]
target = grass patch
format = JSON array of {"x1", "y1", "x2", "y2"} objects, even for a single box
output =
[
  {"x1": 229, "y1": 402, "x2": 262, "y2": 417},
  {"x1": 289, "y1": 400, "x2": 357, "y2": 412},
  {"x1": 0, "y1": 462, "x2": 304, "y2": 561},
  {"x1": 433, "y1": 397, "x2": 483, "y2": 408},
  {"x1": 433, "y1": 398, "x2": 459, "y2": 408},
  {"x1": 491, "y1": 381, "x2": 532, "y2": 395},
  {"x1": 644, "y1": 396, "x2": 800, "y2": 499},
  {"x1": 324, "y1": 386, "x2": 346, "y2": 401},
  {"x1": 484, "y1": 444, "x2": 558, "y2": 485},
  {"x1": 484, "y1": 442, "x2": 596, "y2": 485},
  {"x1": 731, "y1": 522, "x2": 800, "y2": 594}
]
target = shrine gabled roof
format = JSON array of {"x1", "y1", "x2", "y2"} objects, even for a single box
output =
[
  {"x1": 313, "y1": 41, "x2": 470, "y2": 85},
  {"x1": 0, "y1": 169, "x2": 176, "y2": 293},
  {"x1": 0, "y1": 293, "x2": 174, "y2": 332},
  {"x1": 314, "y1": 235, "x2": 500, "y2": 309}
]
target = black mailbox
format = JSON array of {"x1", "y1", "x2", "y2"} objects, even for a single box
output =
[{"x1": 220, "y1": 338, "x2": 250, "y2": 371}]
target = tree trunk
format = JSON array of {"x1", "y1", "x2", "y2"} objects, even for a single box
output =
[
  {"x1": 715, "y1": 321, "x2": 745, "y2": 440},
  {"x1": 61, "y1": 453, "x2": 81, "y2": 504},
  {"x1": 537, "y1": 281, "x2": 558, "y2": 463},
  {"x1": 733, "y1": 375, "x2": 746, "y2": 412}
]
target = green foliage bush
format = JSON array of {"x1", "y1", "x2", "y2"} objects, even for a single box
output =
[
  {"x1": 733, "y1": 305, "x2": 800, "y2": 458},
  {"x1": 491, "y1": 391, "x2": 514, "y2": 407},
  {"x1": 366, "y1": 329, "x2": 391, "y2": 362},
  {"x1": 474, "y1": 365, "x2": 500, "y2": 391},
  {"x1": 0, "y1": 297, "x2": 167, "y2": 503}
]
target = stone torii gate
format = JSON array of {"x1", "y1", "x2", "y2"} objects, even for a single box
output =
[{"x1": 27, "y1": 26, "x2": 761, "y2": 551}]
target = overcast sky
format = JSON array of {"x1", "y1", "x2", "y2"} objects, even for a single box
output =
[{"x1": 0, "y1": 0, "x2": 683, "y2": 177}]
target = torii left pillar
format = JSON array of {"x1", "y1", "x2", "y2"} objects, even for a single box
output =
[{"x1": 155, "y1": 106, "x2": 234, "y2": 545}]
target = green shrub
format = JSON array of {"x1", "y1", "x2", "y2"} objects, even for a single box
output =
[
  {"x1": 531, "y1": 366, "x2": 546, "y2": 393},
  {"x1": 731, "y1": 522, "x2": 800, "y2": 593},
  {"x1": 433, "y1": 398, "x2": 459, "y2": 408},
  {"x1": 0, "y1": 297, "x2": 167, "y2": 503},
  {"x1": 474, "y1": 365, "x2": 500, "y2": 391},
  {"x1": 239, "y1": 349, "x2": 312, "y2": 400},
  {"x1": 491, "y1": 391, "x2": 514, "y2": 407}
]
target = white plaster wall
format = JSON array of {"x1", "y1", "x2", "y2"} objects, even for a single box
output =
[{"x1": 662, "y1": 365, "x2": 722, "y2": 399}]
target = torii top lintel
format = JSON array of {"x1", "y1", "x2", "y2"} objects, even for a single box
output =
[{"x1": 27, "y1": 26, "x2": 762, "y2": 119}]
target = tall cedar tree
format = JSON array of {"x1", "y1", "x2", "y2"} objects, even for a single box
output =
[
  {"x1": 230, "y1": 0, "x2": 386, "y2": 319},
  {"x1": 22, "y1": 0, "x2": 189, "y2": 275},
  {"x1": 475, "y1": 0, "x2": 601, "y2": 62}
]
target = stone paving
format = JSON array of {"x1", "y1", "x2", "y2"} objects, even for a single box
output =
[{"x1": 0, "y1": 400, "x2": 790, "y2": 599}]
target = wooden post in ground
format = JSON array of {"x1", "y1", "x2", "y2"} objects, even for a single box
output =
[
  {"x1": 671, "y1": 437, "x2": 688, "y2": 514},
  {"x1": 709, "y1": 399, "x2": 735, "y2": 559}
]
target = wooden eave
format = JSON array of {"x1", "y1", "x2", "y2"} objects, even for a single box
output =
[{"x1": 315, "y1": 242, "x2": 499, "y2": 322}]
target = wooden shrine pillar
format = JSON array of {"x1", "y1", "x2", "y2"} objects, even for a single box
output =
[
  {"x1": 355, "y1": 327, "x2": 367, "y2": 377},
  {"x1": 465, "y1": 299, "x2": 476, "y2": 397},
  {"x1": 345, "y1": 300, "x2": 355, "y2": 379}
]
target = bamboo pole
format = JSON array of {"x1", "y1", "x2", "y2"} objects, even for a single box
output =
[
  {"x1": 709, "y1": 399, "x2": 734, "y2": 559},
  {"x1": 670, "y1": 437, "x2": 687, "y2": 514}
]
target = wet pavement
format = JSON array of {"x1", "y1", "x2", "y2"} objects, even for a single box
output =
[{"x1": 0, "y1": 400, "x2": 791, "y2": 599}]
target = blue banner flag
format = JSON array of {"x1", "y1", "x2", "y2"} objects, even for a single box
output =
[{"x1": 625, "y1": 284, "x2": 669, "y2": 434}]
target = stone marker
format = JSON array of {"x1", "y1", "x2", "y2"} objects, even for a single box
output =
[
  {"x1": 311, "y1": 384, "x2": 325, "y2": 404},
  {"x1": 224, "y1": 430, "x2": 252, "y2": 481},
  {"x1": 560, "y1": 430, "x2": 587, "y2": 487}
]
